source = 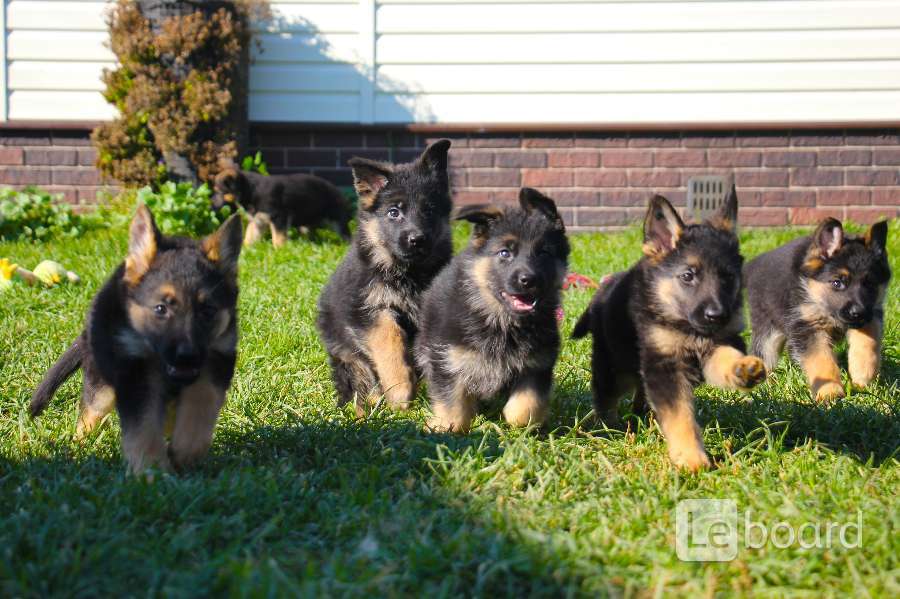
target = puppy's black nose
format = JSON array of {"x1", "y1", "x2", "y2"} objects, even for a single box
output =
[
  {"x1": 845, "y1": 304, "x2": 864, "y2": 321},
  {"x1": 407, "y1": 232, "x2": 425, "y2": 248},
  {"x1": 517, "y1": 272, "x2": 537, "y2": 289},
  {"x1": 175, "y1": 343, "x2": 200, "y2": 364},
  {"x1": 703, "y1": 304, "x2": 726, "y2": 324}
]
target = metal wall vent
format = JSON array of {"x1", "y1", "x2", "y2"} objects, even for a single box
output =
[{"x1": 686, "y1": 175, "x2": 731, "y2": 222}]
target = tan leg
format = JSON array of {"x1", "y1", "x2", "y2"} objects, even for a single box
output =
[
  {"x1": 503, "y1": 375, "x2": 549, "y2": 428},
  {"x1": 427, "y1": 382, "x2": 476, "y2": 433},
  {"x1": 243, "y1": 218, "x2": 263, "y2": 247},
  {"x1": 169, "y1": 378, "x2": 226, "y2": 469},
  {"x1": 121, "y1": 396, "x2": 171, "y2": 476},
  {"x1": 848, "y1": 318, "x2": 882, "y2": 388},
  {"x1": 75, "y1": 385, "x2": 116, "y2": 439},
  {"x1": 269, "y1": 221, "x2": 287, "y2": 248},
  {"x1": 798, "y1": 335, "x2": 844, "y2": 402},
  {"x1": 702, "y1": 345, "x2": 767, "y2": 391},
  {"x1": 366, "y1": 311, "x2": 416, "y2": 410},
  {"x1": 650, "y1": 378, "x2": 710, "y2": 472}
]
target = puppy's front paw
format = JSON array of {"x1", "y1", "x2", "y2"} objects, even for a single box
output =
[
  {"x1": 425, "y1": 416, "x2": 468, "y2": 434},
  {"x1": 669, "y1": 447, "x2": 712, "y2": 472},
  {"x1": 814, "y1": 381, "x2": 845, "y2": 403},
  {"x1": 732, "y1": 356, "x2": 767, "y2": 390}
]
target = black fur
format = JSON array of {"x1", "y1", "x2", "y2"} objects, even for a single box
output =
[
  {"x1": 317, "y1": 140, "x2": 453, "y2": 412},
  {"x1": 415, "y1": 188, "x2": 570, "y2": 432},
  {"x1": 30, "y1": 206, "x2": 242, "y2": 474},
  {"x1": 213, "y1": 168, "x2": 352, "y2": 242}
]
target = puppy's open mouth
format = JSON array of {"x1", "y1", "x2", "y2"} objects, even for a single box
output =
[
  {"x1": 501, "y1": 292, "x2": 537, "y2": 313},
  {"x1": 165, "y1": 363, "x2": 202, "y2": 381}
]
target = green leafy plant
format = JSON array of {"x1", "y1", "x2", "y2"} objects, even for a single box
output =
[
  {"x1": 0, "y1": 187, "x2": 114, "y2": 243},
  {"x1": 241, "y1": 151, "x2": 269, "y2": 176},
  {"x1": 136, "y1": 182, "x2": 232, "y2": 237}
]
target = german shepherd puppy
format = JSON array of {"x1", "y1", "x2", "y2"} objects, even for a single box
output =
[
  {"x1": 571, "y1": 189, "x2": 766, "y2": 471},
  {"x1": 415, "y1": 188, "x2": 570, "y2": 432},
  {"x1": 317, "y1": 139, "x2": 453, "y2": 413},
  {"x1": 745, "y1": 218, "x2": 890, "y2": 401},
  {"x1": 212, "y1": 165, "x2": 352, "y2": 246},
  {"x1": 29, "y1": 205, "x2": 243, "y2": 474}
]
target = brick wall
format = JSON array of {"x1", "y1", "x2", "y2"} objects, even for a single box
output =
[{"x1": 2, "y1": 125, "x2": 897, "y2": 230}]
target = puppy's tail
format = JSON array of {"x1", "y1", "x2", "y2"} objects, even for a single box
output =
[
  {"x1": 30, "y1": 338, "x2": 83, "y2": 418},
  {"x1": 571, "y1": 307, "x2": 593, "y2": 339}
]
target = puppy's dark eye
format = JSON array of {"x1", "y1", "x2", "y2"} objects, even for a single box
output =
[
  {"x1": 498, "y1": 248, "x2": 512, "y2": 259},
  {"x1": 154, "y1": 304, "x2": 168, "y2": 317},
  {"x1": 679, "y1": 271, "x2": 695, "y2": 284},
  {"x1": 831, "y1": 279, "x2": 846, "y2": 290},
  {"x1": 387, "y1": 207, "x2": 401, "y2": 219}
]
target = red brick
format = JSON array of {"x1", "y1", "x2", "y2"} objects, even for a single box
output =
[
  {"x1": 872, "y1": 189, "x2": 900, "y2": 205},
  {"x1": 449, "y1": 150, "x2": 493, "y2": 168},
  {"x1": 468, "y1": 169, "x2": 520, "y2": 187},
  {"x1": 44, "y1": 186, "x2": 77, "y2": 204},
  {"x1": 310, "y1": 168, "x2": 353, "y2": 186},
  {"x1": 791, "y1": 168, "x2": 842, "y2": 187},
  {"x1": 845, "y1": 169, "x2": 899, "y2": 186},
  {"x1": 845, "y1": 130, "x2": 899, "y2": 146},
  {"x1": 50, "y1": 130, "x2": 91, "y2": 146},
  {"x1": 337, "y1": 148, "x2": 387, "y2": 164},
  {"x1": 574, "y1": 133, "x2": 627, "y2": 148},
  {"x1": 0, "y1": 131, "x2": 51, "y2": 146},
  {"x1": 735, "y1": 190, "x2": 764, "y2": 207},
  {"x1": 552, "y1": 190, "x2": 601, "y2": 207},
  {"x1": 558, "y1": 207, "x2": 576, "y2": 227},
  {"x1": 0, "y1": 148, "x2": 23, "y2": 165},
  {"x1": 523, "y1": 135, "x2": 574, "y2": 148},
  {"x1": 574, "y1": 170, "x2": 627, "y2": 187},
  {"x1": 735, "y1": 170, "x2": 789, "y2": 187},
  {"x1": 739, "y1": 208, "x2": 788, "y2": 226},
  {"x1": 548, "y1": 150, "x2": 600, "y2": 168},
  {"x1": 790, "y1": 132, "x2": 844, "y2": 146},
  {"x1": 394, "y1": 149, "x2": 425, "y2": 163},
  {"x1": 683, "y1": 132, "x2": 735, "y2": 148},
  {"x1": 708, "y1": 149, "x2": 762, "y2": 167},
  {"x1": 737, "y1": 132, "x2": 789, "y2": 147},
  {"x1": 455, "y1": 190, "x2": 494, "y2": 205},
  {"x1": 76, "y1": 148, "x2": 97, "y2": 167},
  {"x1": 495, "y1": 152, "x2": 546, "y2": 168},
  {"x1": 25, "y1": 149, "x2": 77, "y2": 166},
  {"x1": 0, "y1": 167, "x2": 52, "y2": 185},
  {"x1": 577, "y1": 208, "x2": 634, "y2": 227},
  {"x1": 470, "y1": 135, "x2": 520, "y2": 148},
  {"x1": 790, "y1": 207, "x2": 845, "y2": 225},
  {"x1": 762, "y1": 151, "x2": 816, "y2": 167},
  {"x1": 449, "y1": 168, "x2": 466, "y2": 188},
  {"x1": 873, "y1": 149, "x2": 900, "y2": 165},
  {"x1": 601, "y1": 190, "x2": 646, "y2": 207},
  {"x1": 522, "y1": 169, "x2": 572, "y2": 187},
  {"x1": 77, "y1": 186, "x2": 117, "y2": 204},
  {"x1": 817, "y1": 150, "x2": 871, "y2": 166},
  {"x1": 627, "y1": 169, "x2": 680, "y2": 187},
  {"x1": 52, "y1": 169, "x2": 100, "y2": 186},
  {"x1": 760, "y1": 191, "x2": 816, "y2": 207},
  {"x1": 628, "y1": 133, "x2": 681, "y2": 148},
  {"x1": 312, "y1": 131, "x2": 363, "y2": 147},
  {"x1": 819, "y1": 189, "x2": 870, "y2": 206},
  {"x1": 601, "y1": 151, "x2": 653, "y2": 168},
  {"x1": 655, "y1": 150, "x2": 706, "y2": 168},
  {"x1": 846, "y1": 207, "x2": 899, "y2": 224}
]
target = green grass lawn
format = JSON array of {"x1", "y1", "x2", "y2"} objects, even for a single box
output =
[{"x1": 1, "y1": 220, "x2": 898, "y2": 597}]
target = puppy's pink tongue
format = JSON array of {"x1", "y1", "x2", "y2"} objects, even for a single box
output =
[{"x1": 509, "y1": 294, "x2": 535, "y2": 311}]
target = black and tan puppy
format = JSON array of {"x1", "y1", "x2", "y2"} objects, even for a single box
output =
[
  {"x1": 317, "y1": 139, "x2": 453, "y2": 413},
  {"x1": 415, "y1": 188, "x2": 570, "y2": 433},
  {"x1": 745, "y1": 218, "x2": 890, "y2": 402},
  {"x1": 30, "y1": 205, "x2": 242, "y2": 475},
  {"x1": 572, "y1": 190, "x2": 765, "y2": 471},
  {"x1": 212, "y1": 166, "x2": 352, "y2": 246}
]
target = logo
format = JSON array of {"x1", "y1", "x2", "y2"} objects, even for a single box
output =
[{"x1": 675, "y1": 499, "x2": 738, "y2": 562}]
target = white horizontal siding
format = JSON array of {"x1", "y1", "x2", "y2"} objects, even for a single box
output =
[{"x1": 4, "y1": 0, "x2": 900, "y2": 124}]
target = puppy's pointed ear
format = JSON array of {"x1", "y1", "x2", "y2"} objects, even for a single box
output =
[
  {"x1": 708, "y1": 183, "x2": 738, "y2": 233},
  {"x1": 864, "y1": 220, "x2": 888, "y2": 253},
  {"x1": 418, "y1": 139, "x2": 451, "y2": 173},
  {"x1": 202, "y1": 214, "x2": 243, "y2": 280},
  {"x1": 812, "y1": 218, "x2": 844, "y2": 259},
  {"x1": 519, "y1": 187, "x2": 565, "y2": 231},
  {"x1": 642, "y1": 195, "x2": 684, "y2": 259},
  {"x1": 455, "y1": 203, "x2": 504, "y2": 247},
  {"x1": 349, "y1": 158, "x2": 393, "y2": 211},
  {"x1": 124, "y1": 204, "x2": 160, "y2": 285}
]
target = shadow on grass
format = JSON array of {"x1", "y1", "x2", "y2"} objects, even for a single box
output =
[{"x1": 0, "y1": 417, "x2": 591, "y2": 596}]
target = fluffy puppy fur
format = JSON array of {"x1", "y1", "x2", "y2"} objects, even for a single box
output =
[
  {"x1": 30, "y1": 205, "x2": 242, "y2": 475},
  {"x1": 317, "y1": 140, "x2": 453, "y2": 413},
  {"x1": 745, "y1": 218, "x2": 890, "y2": 401},
  {"x1": 415, "y1": 188, "x2": 570, "y2": 433},
  {"x1": 572, "y1": 189, "x2": 765, "y2": 471},
  {"x1": 212, "y1": 166, "x2": 352, "y2": 246}
]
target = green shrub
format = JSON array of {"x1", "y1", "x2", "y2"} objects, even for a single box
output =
[
  {"x1": 0, "y1": 187, "x2": 114, "y2": 242},
  {"x1": 241, "y1": 151, "x2": 270, "y2": 176},
  {"x1": 136, "y1": 181, "x2": 233, "y2": 237}
]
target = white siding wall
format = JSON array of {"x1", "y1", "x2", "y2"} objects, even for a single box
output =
[{"x1": 3, "y1": 0, "x2": 900, "y2": 124}]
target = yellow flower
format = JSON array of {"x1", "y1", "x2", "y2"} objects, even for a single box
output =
[{"x1": 0, "y1": 258, "x2": 18, "y2": 281}]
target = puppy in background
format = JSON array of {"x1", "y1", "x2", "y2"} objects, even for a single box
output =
[
  {"x1": 30, "y1": 205, "x2": 243, "y2": 475},
  {"x1": 572, "y1": 189, "x2": 765, "y2": 471},
  {"x1": 415, "y1": 188, "x2": 570, "y2": 433},
  {"x1": 745, "y1": 218, "x2": 890, "y2": 401},
  {"x1": 213, "y1": 163, "x2": 352, "y2": 247},
  {"x1": 317, "y1": 140, "x2": 453, "y2": 414}
]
